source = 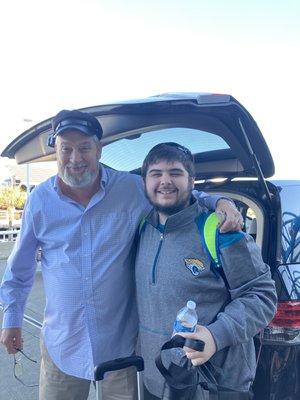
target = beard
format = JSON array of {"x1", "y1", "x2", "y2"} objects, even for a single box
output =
[
  {"x1": 58, "y1": 162, "x2": 99, "y2": 188},
  {"x1": 152, "y1": 200, "x2": 192, "y2": 216},
  {"x1": 146, "y1": 181, "x2": 194, "y2": 217}
]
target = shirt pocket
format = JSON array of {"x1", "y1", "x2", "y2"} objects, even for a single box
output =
[{"x1": 91, "y1": 211, "x2": 137, "y2": 253}]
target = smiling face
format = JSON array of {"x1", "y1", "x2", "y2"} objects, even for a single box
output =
[
  {"x1": 145, "y1": 160, "x2": 195, "y2": 218},
  {"x1": 55, "y1": 130, "x2": 102, "y2": 188}
]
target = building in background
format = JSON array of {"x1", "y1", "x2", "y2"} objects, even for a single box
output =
[
  {"x1": 0, "y1": 159, "x2": 56, "y2": 190},
  {"x1": 0, "y1": 159, "x2": 56, "y2": 231}
]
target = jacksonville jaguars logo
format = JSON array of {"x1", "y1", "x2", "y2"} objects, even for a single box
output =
[{"x1": 184, "y1": 258, "x2": 205, "y2": 276}]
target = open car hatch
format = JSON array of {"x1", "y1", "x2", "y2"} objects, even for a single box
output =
[{"x1": 1, "y1": 92, "x2": 274, "y2": 182}]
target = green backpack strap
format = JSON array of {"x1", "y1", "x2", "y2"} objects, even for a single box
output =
[
  {"x1": 199, "y1": 212, "x2": 239, "y2": 289},
  {"x1": 138, "y1": 217, "x2": 146, "y2": 235},
  {"x1": 203, "y1": 212, "x2": 222, "y2": 269}
]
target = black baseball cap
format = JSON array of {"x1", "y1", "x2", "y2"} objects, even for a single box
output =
[{"x1": 48, "y1": 109, "x2": 103, "y2": 147}]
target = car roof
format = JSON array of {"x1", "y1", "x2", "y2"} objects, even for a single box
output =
[{"x1": 1, "y1": 92, "x2": 274, "y2": 179}]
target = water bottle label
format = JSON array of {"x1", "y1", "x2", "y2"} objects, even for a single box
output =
[{"x1": 173, "y1": 320, "x2": 195, "y2": 333}]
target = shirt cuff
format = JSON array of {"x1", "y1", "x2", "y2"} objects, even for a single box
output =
[{"x1": 2, "y1": 311, "x2": 23, "y2": 329}]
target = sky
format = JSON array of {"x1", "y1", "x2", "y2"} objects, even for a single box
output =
[{"x1": 0, "y1": 0, "x2": 299, "y2": 178}]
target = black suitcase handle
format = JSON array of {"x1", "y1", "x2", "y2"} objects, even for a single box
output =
[
  {"x1": 94, "y1": 355, "x2": 144, "y2": 381},
  {"x1": 162, "y1": 335, "x2": 205, "y2": 352}
]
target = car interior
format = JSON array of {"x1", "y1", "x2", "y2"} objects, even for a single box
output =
[{"x1": 199, "y1": 189, "x2": 262, "y2": 246}]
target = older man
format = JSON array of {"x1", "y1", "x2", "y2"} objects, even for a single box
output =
[{"x1": 0, "y1": 110, "x2": 242, "y2": 400}]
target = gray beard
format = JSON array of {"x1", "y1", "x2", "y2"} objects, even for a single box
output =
[{"x1": 59, "y1": 169, "x2": 97, "y2": 188}]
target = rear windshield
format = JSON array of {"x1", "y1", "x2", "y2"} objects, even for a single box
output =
[{"x1": 101, "y1": 127, "x2": 229, "y2": 171}]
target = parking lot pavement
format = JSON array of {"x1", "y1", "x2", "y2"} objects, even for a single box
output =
[
  {"x1": 0, "y1": 260, "x2": 42, "y2": 399},
  {"x1": 0, "y1": 311, "x2": 41, "y2": 400},
  {"x1": 0, "y1": 260, "x2": 96, "y2": 399}
]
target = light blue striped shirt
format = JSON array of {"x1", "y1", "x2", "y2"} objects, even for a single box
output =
[{"x1": 0, "y1": 165, "x2": 218, "y2": 380}]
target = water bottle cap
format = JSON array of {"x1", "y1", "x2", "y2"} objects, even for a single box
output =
[{"x1": 187, "y1": 300, "x2": 196, "y2": 310}]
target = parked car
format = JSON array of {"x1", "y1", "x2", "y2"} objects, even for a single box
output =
[{"x1": 1, "y1": 93, "x2": 299, "y2": 399}]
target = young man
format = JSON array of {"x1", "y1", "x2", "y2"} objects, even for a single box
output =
[
  {"x1": 0, "y1": 111, "x2": 242, "y2": 400},
  {"x1": 135, "y1": 142, "x2": 277, "y2": 399}
]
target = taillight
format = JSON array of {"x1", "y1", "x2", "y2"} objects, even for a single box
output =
[
  {"x1": 270, "y1": 301, "x2": 300, "y2": 328},
  {"x1": 261, "y1": 301, "x2": 300, "y2": 344}
]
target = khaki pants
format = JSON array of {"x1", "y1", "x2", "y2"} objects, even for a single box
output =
[{"x1": 39, "y1": 340, "x2": 138, "y2": 400}]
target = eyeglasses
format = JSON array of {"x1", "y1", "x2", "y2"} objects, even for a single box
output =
[
  {"x1": 13, "y1": 349, "x2": 39, "y2": 388},
  {"x1": 148, "y1": 142, "x2": 193, "y2": 160}
]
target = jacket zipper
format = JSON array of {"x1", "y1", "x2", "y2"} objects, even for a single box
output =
[{"x1": 151, "y1": 232, "x2": 164, "y2": 284}]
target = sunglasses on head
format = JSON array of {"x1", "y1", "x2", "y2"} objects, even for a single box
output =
[{"x1": 148, "y1": 142, "x2": 193, "y2": 160}]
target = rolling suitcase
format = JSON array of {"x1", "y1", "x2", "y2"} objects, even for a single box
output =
[{"x1": 94, "y1": 355, "x2": 144, "y2": 400}]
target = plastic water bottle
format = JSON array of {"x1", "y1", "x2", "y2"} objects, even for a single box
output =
[{"x1": 171, "y1": 300, "x2": 198, "y2": 365}]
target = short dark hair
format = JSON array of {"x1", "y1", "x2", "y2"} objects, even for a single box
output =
[{"x1": 141, "y1": 142, "x2": 195, "y2": 178}]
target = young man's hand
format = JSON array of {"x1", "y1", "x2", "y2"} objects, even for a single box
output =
[
  {"x1": 179, "y1": 325, "x2": 217, "y2": 365},
  {"x1": 0, "y1": 328, "x2": 23, "y2": 354},
  {"x1": 215, "y1": 199, "x2": 244, "y2": 233}
]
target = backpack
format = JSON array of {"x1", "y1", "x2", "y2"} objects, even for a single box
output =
[{"x1": 200, "y1": 212, "x2": 222, "y2": 270}]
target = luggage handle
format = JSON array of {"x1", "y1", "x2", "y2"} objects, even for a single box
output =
[{"x1": 94, "y1": 355, "x2": 144, "y2": 381}]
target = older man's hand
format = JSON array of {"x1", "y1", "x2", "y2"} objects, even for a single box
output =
[
  {"x1": 0, "y1": 328, "x2": 23, "y2": 354},
  {"x1": 215, "y1": 199, "x2": 244, "y2": 233}
]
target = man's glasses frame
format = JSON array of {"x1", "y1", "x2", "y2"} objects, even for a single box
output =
[{"x1": 13, "y1": 348, "x2": 39, "y2": 388}]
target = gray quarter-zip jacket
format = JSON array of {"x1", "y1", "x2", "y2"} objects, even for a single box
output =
[{"x1": 135, "y1": 200, "x2": 277, "y2": 398}]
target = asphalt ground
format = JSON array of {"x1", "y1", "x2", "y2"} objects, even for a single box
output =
[{"x1": 0, "y1": 259, "x2": 96, "y2": 400}]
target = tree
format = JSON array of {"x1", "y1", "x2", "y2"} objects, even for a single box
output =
[
  {"x1": 0, "y1": 187, "x2": 27, "y2": 229},
  {"x1": 0, "y1": 187, "x2": 27, "y2": 210}
]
